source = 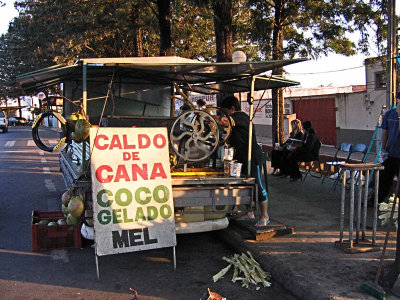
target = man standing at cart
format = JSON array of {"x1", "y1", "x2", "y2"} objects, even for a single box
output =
[
  {"x1": 219, "y1": 96, "x2": 270, "y2": 227},
  {"x1": 377, "y1": 96, "x2": 400, "y2": 204}
]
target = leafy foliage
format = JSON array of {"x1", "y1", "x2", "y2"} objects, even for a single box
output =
[
  {"x1": 249, "y1": 0, "x2": 381, "y2": 60},
  {"x1": 0, "y1": 0, "x2": 389, "y2": 98}
]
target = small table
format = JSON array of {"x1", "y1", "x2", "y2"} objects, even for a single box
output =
[{"x1": 336, "y1": 163, "x2": 384, "y2": 253}]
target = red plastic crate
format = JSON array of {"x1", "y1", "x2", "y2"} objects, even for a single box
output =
[{"x1": 31, "y1": 210, "x2": 82, "y2": 251}]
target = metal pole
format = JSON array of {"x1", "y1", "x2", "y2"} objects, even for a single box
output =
[
  {"x1": 340, "y1": 169, "x2": 346, "y2": 243},
  {"x1": 362, "y1": 170, "x2": 370, "y2": 240},
  {"x1": 387, "y1": 0, "x2": 393, "y2": 108},
  {"x1": 247, "y1": 77, "x2": 255, "y2": 177},
  {"x1": 391, "y1": 0, "x2": 397, "y2": 108},
  {"x1": 391, "y1": 0, "x2": 398, "y2": 107},
  {"x1": 83, "y1": 62, "x2": 88, "y2": 114},
  {"x1": 82, "y1": 62, "x2": 88, "y2": 172},
  {"x1": 349, "y1": 170, "x2": 355, "y2": 248},
  {"x1": 373, "y1": 170, "x2": 379, "y2": 246},
  {"x1": 173, "y1": 246, "x2": 176, "y2": 271},
  {"x1": 95, "y1": 246, "x2": 100, "y2": 280},
  {"x1": 356, "y1": 170, "x2": 362, "y2": 243},
  {"x1": 387, "y1": 0, "x2": 397, "y2": 108}
]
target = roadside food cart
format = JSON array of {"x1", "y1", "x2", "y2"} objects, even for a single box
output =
[{"x1": 18, "y1": 57, "x2": 305, "y2": 238}]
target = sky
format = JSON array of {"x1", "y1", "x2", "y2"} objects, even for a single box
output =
[{"x1": 0, "y1": 1, "x2": 394, "y2": 88}]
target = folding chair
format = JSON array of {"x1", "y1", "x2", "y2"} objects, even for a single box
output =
[
  {"x1": 332, "y1": 143, "x2": 368, "y2": 189},
  {"x1": 302, "y1": 141, "x2": 323, "y2": 182},
  {"x1": 352, "y1": 143, "x2": 368, "y2": 162},
  {"x1": 321, "y1": 142, "x2": 352, "y2": 184},
  {"x1": 302, "y1": 158, "x2": 323, "y2": 181}
]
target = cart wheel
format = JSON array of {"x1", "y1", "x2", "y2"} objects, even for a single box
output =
[{"x1": 170, "y1": 110, "x2": 220, "y2": 162}]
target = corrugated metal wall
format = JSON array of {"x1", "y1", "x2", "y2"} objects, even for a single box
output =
[{"x1": 293, "y1": 97, "x2": 336, "y2": 145}]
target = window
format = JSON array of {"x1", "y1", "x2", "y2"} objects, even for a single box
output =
[{"x1": 375, "y1": 71, "x2": 386, "y2": 89}]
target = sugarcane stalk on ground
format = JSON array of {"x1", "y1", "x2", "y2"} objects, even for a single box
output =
[{"x1": 213, "y1": 252, "x2": 272, "y2": 289}]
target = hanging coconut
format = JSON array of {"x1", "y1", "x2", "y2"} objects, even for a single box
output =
[
  {"x1": 66, "y1": 113, "x2": 84, "y2": 132},
  {"x1": 73, "y1": 119, "x2": 91, "y2": 143},
  {"x1": 67, "y1": 195, "x2": 85, "y2": 217},
  {"x1": 66, "y1": 213, "x2": 80, "y2": 225},
  {"x1": 61, "y1": 190, "x2": 72, "y2": 206},
  {"x1": 62, "y1": 204, "x2": 69, "y2": 216}
]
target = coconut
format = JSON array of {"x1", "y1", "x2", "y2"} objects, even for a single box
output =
[
  {"x1": 37, "y1": 220, "x2": 49, "y2": 225},
  {"x1": 66, "y1": 213, "x2": 80, "y2": 225},
  {"x1": 57, "y1": 218, "x2": 67, "y2": 225},
  {"x1": 61, "y1": 190, "x2": 71, "y2": 206},
  {"x1": 74, "y1": 119, "x2": 91, "y2": 143},
  {"x1": 68, "y1": 195, "x2": 85, "y2": 217},
  {"x1": 62, "y1": 204, "x2": 69, "y2": 216},
  {"x1": 66, "y1": 113, "x2": 84, "y2": 132},
  {"x1": 71, "y1": 132, "x2": 82, "y2": 143}
]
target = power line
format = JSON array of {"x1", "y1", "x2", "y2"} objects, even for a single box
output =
[{"x1": 286, "y1": 65, "x2": 364, "y2": 75}]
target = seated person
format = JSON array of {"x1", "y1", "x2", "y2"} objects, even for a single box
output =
[
  {"x1": 285, "y1": 121, "x2": 321, "y2": 181},
  {"x1": 271, "y1": 119, "x2": 303, "y2": 176}
]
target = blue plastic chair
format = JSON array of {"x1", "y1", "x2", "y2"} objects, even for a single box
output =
[{"x1": 352, "y1": 143, "x2": 368, "y2": 162}]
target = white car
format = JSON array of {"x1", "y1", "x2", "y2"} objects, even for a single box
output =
[{"x1": 0, "y1": 109, "x2": 8, "y2": 133}]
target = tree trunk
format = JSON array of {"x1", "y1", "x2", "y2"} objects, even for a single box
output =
[
  {"x1": 271, "y1": 0, "x2": 285, "y2": 145},
  {"x1": 157, "y1": 0, "x2": 172, "y2": 56},
  {"x1": 131, "y1": 2, "x2": 143, "y2": 57},
  {"x1": 213, "y1": 0, "x2": 232, "y2": 62}
]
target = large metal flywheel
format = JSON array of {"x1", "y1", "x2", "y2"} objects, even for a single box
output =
[{"x1": 169, "y1": 107, "x2": 232, "y2": 163}]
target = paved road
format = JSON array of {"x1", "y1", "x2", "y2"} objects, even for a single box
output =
[{"x1": 0, "y1": 127, "x2": 297, "y2": 300}]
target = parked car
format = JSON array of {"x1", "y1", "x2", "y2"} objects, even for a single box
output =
[
  {"x1": 0, "y1": 109, "x2": 8, "y2": 133},
  {"x1": 8, "y1": 116, "x2": 28, "y2": 126}
]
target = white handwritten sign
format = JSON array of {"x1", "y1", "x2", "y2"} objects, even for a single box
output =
[{"x1": 90, "y1": 127, "x2": 176, "y2": 256}]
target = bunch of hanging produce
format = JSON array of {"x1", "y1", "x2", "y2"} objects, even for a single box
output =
[
  {"x1": 379, "y1": 194, "x2": 398, "y2": 229},
  {"x1": 61, "y1": 189, "x2": 85, "y2": 225},
  {"x1": 212, "y1": 251, "x2": 271, "y2": 290},
  {"x1": 67, "y1": 113, "x2": 91, "y2": 143}
]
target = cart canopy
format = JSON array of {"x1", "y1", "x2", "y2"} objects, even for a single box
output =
[{"x1": 18, "y1": 56, "x2": 307, "y2": 94}]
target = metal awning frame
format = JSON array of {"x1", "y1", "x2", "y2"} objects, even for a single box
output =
[{"x1": 17, "y1": 58, "x2": 307, "y2": 95}]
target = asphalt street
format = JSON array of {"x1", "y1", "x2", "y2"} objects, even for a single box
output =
[{"x1": 0, "y1": 126, "x2": 297, "y2": 300}]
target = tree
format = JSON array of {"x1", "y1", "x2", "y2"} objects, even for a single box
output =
[
  {"x1": 171, "y1": 0, "x2": 215, "y2": 60},
  {"x1": 156, "y1": 0, "x2": 173, "y2": 56},
  {"x1": 0, "y1": 10, "x2": 58, "y2": 98},
  {"x1": 213, "y1": 0, "x2": 232, "y2": 62},
  {"x1": 249, "y1": 0, "x2": 380, "y2": 144}
]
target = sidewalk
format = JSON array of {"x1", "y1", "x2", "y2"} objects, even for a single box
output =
[{"x1": 216, "y1": 138, "x2": 397, "y2": 299}]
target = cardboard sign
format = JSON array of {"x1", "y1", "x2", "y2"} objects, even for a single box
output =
[{"x1": 90, "y1": 127, "x2": 176, "y2": 256}]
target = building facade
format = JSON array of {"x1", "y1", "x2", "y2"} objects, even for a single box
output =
[{"x1": 242, "y1": 58, "x2": 386, "y2": 147}]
